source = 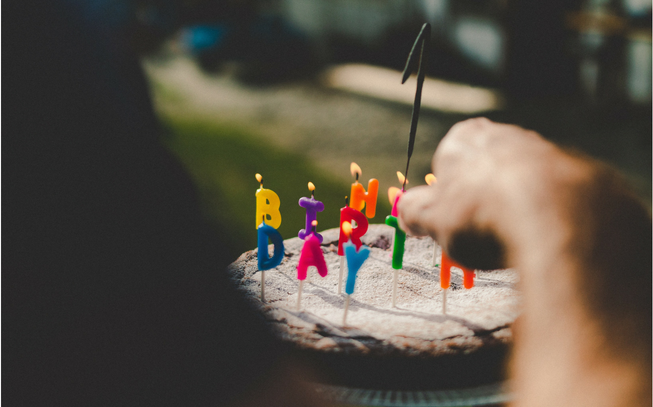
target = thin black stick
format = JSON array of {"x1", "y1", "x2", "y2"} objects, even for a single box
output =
[{"x1": 401, "y1": 23, "x2": 431, "y2": 190}]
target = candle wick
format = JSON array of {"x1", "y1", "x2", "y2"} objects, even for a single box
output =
[
  {"x1": 355, "y1": 173, "x2": 359, "y2": 182},
  {"x1": 345, "y1": 196, "x2": 349, "y2": 207}
]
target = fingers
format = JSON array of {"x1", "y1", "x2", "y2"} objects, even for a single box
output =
[{"x1": 397, "y1": 185, "x2": 439, "y2": 238}]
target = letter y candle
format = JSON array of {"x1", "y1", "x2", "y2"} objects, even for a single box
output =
[{"x1": 341, "y1": 222, "x2": 370, "y2": 326}]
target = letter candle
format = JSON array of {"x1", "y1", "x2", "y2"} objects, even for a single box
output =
[
  {"x1": 440, "y1": 252, "x2": 476, "y2": 314},
  {"x1": 349, "y1": 162, "x2": 379, "y2": 218},
  {"x1": 384, "y1": 22, "x2": 430, "y2": 308},
  {"x1": 421, "y1": 173, "x2": 477, "y2": 313},
  {"x1": 298, "y1": 182, "x2": 324, "y2": 242},
  {"x1": 296, "y1": 220, "x2": 328, "y2": 310},
  {"x1": 338, "y1": 198, "x2": 369, "y2": 294},
  {"x1": 341, "y1": 221, "x2": 370, "y2": 326},
  {"x1": 425, "y1": 173, "x2": 438, "y2": 266},
  {"x1": 255, "y1": 173, "x2": 282, "y2": 230},
  {"x1": 385, "y1": 171, "x2": 408, "y2": 307},
  {"x1": 385, "y1": 213, "x2": 406, "y2": 308},
  {"x1": 388, "y1": 171, "x2": 408, "y2": 217},
  {"x1": 255, "y1": 174, "x2": 284, "y2": 302}
]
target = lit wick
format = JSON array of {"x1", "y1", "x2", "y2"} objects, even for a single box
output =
[
  {"x1": 350, "y1": 162, "x2": 361, "y2": 183},
  {"x1": 255, "y1": 173, "x2": 263, "y2": 188},
  {"x1": 308, "y1": 181, "x2": 315, "y2": 199},
  {"x1": 397, "y1": 171, "x2": 408, "y2": 192}
]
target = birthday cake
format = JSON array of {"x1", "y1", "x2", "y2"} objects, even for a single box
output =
[{"x1": 228, "y1": 224, "x2": 520, "y2": 391}]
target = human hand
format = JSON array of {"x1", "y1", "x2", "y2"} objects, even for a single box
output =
[
  {"x1": 398, "y1": 117, "x2": 564, "y2": 270},
  {"x1": 398, "y1": 117, "x2": 651, "y2": 406}
]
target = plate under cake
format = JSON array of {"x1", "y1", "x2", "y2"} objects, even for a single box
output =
[{"x1": 228, "y1": 224, "x2": 520, "y2": 391}]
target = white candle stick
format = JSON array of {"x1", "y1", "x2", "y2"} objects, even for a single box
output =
[
  {"x1": 297, "y1": 280, "x2": 304, "y2": 311},
  {"x1": 338, "y1": 256, "x2": 345, "y2": 294},
  {"x1": 261, "y1": 270, "x2": 265, "y2": 302},
  {"x1": 432, "y1": 240, "x2": 437, "y2": 267},
  {"x1": 392, "y1": 269, "x2": 398, "y2": 307},
  {"x1": 343, "y1": 295, "x2": 350, "y2": 326},
  {"x1": 442, "y1": 288, "x2": 447, "y2": 314}
]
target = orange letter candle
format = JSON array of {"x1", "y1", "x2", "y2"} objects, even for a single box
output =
[{"x1": 349, "y1": 162, "x2": 379, "y2": 218}]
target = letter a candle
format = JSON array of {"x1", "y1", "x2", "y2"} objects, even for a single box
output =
[
  {"x1": 255, "y1": 174, "x2": 284, "y2": 302},
  {"x1": 341, "y1": 221, "x2": 370, "y2": 326},
  {"x1": 296, "y1": 220, "x2": 328, "y2": 311}
]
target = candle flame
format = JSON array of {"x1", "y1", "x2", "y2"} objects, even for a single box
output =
[
  {"x1": 342, "y1": 221, "x2": 352, "y2": 237},
  {"x1": 311, "y1": 220, "x2": 318, "y2": 227},
  {"x1": 308, "y1": 182, "x2": 315, "y2": 191},
  {"x1": 350, "y1": 162, "x2": 362, "y2": 179},
  {"x1": 425, "y1": 173, "x2": 437, "y2": 185},
  {"x1": 255, "y1": 173, "x2": 263, "y2": 183},
  {"x1": 396, "y1": 171, "x2": 408, "y2": 186},
  {"x1": 388, "y1": 187, "x2": 401, "y2": 205}
]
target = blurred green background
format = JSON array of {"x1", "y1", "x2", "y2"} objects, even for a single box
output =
[
  {"x1": 159, "y1": 113, "x2": 390, "y2": 257},
  {"x1": 140, "y1": 0, "x2": 651, "y2": 263}
]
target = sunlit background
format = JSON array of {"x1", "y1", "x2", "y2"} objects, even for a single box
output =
[{"x1": 139, "y1": 0, "x2": 651, "y2": 259}]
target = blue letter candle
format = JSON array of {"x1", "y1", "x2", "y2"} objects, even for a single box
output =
[
  {"x1": 344, "y1": 240, "x2": 370, "y2": 295},
  {"x1": 257, "y1": 222, "x2": 284, "y2": 270}
]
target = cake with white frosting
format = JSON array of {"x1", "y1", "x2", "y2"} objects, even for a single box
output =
[{"x1": 228, "y1": 224, "x2": 520, "y2": 390}]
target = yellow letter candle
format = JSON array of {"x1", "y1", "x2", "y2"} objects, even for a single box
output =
[{"x1": 255, "y1": 173, "x2": 281, "y2": 230}]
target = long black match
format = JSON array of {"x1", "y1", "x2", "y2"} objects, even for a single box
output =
[{"x1": 401, "y1": 23, "x2": 431, "y2": 190}]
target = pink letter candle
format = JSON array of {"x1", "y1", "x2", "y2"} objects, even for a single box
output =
[
  {"x1": 296, "y1": 221, "x2": 328, "y2": 310},
  {"x1": 388, "y1": 171, "x2": 408, "y2": 216},
  {"x1": 297, "y1": 227, "x2": 328, "y2": 281}
]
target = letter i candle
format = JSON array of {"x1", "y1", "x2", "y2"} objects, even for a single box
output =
[
  {"x1": 255, "y1": 174, "x2": 284, "y2": 302},
  {"x1": 298, "y1": 182, "x2": 324, "y2": 242},
  {"x1": 296, "y1": 220, "x2": 328, "y2": 310},
  {"x1": 341, "y1": 221, "x2": 370, "y2": 326}
]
